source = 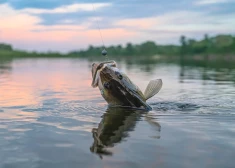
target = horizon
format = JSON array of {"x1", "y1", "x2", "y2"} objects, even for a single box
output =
[{"x1": 0, "y1": 0, "x2": 235, "y2": 53}]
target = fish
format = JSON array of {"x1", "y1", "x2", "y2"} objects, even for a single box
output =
[
  {"x1": 91, "y1": 60, "x2": 163, "y2": 111},
  {"x1": 90, "y1": 107, "x2": 161, "y2": 159}
]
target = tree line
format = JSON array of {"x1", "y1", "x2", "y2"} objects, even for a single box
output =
[
  {"x1": 68, "y1": 34, "x2": 235, "y2": 58},
  {"x1": 1, "y1": 34, "x2": 235, "y2": 58}
]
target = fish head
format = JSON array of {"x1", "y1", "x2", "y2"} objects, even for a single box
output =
[
  {"x1": 91, "y1": 60, "x2": 151, "y2": 110},
  {"x1": 91, "y1": 60, "x2": 118, "y2": 88}
]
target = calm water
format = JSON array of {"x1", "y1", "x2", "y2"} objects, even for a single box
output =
[{"x1": 0, "y1": 58, "x2": 235, "y2": 168}]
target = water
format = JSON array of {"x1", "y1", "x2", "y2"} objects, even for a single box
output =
[{"x1": 0, "y1": 58, "x2": 235, "y2": 168}]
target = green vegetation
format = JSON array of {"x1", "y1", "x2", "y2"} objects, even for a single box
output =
[
  {"x1": 179, "y1": 34, "x2": 235, "y2": 55},
  {"x1": 69, "y1": 41, "x2": 180, "y2": 58},
  {"x1": 1, "y1": 34, "x2": 235, "y2": 61},
  {"x1": 73, "y1": 34, "x2": 235, "y2": 59},
  {"x1": 0, "y1": 47, "x2": 67, "y2": 58}
]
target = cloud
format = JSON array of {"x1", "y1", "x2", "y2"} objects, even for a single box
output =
[
  {"x1": 0, "y1": 3, "x2": 41, "y2": 29},
  {"x1": 117, "y1": 10, "x2": 235, "y2": 31},
  {"x1": 26, "y1": 1, "x2": 192, "y2": 27},
  {"x1": 114, "y1": 10, "x2": 235, "y2": 44},
  {"x1": 0, "y1": 3, "x2": 136, "y2": 52},
  {"x1": 21, "y1": 3, "x2": 111, "y2": 14},
  {"x1": 1, "y1": 0, "x2": 235, "y2": 52},
  {"x1": 0, "y1": 0, "x2": 87, "y2": 9},
  {"x1": 194, "y1": 0, "x2": 232, "y2": 5}
]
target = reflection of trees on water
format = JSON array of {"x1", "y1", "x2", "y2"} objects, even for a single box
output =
[
  {"x1": 179, "y1": 59, "x2": 235, "y2": 84},
  {"x1": 88, "y1": 57, "x2": 162, "y2": 73},
  {"x1": 122, "y1": 57, "x2": 235, "y2": 84},
  {"x1": 90, "y1": 107, "x2": 161, "y2": 159},
  {"x1": 124, "y1": 57, "x2": 235, "y2": 85},
  {"x1": 88, "y1": 56, "x2": 235, "y2": 84},
  {"x1": 0, "y1": 58, "x2": 12, "y2": 78},
  {"x1": 125, "y1": 58, "x2": 160, "y2": 72}
]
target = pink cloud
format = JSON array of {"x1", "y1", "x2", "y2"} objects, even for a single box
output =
[{"x1": 0, "y1": 3, "x2": 137, "y2": 52}]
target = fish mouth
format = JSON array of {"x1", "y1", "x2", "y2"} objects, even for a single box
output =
[
  {"x1": 91, "y1": 60, "x2": 117, "y2": 88},
  {"x1": 91, "y1": 63, "x2": 103, "y2": 88}
]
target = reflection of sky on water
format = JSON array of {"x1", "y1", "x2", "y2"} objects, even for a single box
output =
[
  {"x1": 0, "y1": 58, "x2": 235, "y2": 167},
  {"x1": 0, "y1": 59, "x2": 100, "y2": 107}
]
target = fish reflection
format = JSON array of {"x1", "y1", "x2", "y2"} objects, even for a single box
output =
[
  {"x1": 90, "y1": 107, "x2": 161, "y2": 159},
  {"x1": 0, "y1": 58, "x2": 12, "y2": 76}
]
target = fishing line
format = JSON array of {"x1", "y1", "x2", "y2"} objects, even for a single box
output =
[
  {"x1": 91, "y1": 3, "x2": 108, "y2": 60},
  {"x1": 92, "y1": 2, "x2": 117, "y2": 109},
  {"x1": 92, "y1": 3, "x2": 105, "y2": 48}
]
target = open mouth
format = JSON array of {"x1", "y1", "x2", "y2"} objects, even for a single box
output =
[{"x1": 91, "y1": 61, "x2": 117, "y2": 88}]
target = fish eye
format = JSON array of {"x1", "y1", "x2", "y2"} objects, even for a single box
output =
[
  {"x1": 118, "y1": 74, "x2": 122, "y2": 79},
  {"x1": 104, "y1": 82, "x2": 110, "y2": 89},
  {"x1": 117, "y1": 74, "x2": 123, "y2": 80},
  {"x1": 115, "y1": 71, "x2": 123, "y2": 79}
]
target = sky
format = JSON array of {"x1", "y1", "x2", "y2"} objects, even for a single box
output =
[{"x1": 0, "y1": 0, "x2": 235, "y2": 53}]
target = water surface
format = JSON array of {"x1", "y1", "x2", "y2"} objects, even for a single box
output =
[{"x1": 0, "y1": 58, "x2": 235, "y2": 168}]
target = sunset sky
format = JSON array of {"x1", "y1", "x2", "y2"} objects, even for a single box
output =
[{"x1": 0, "y1": 0, "x2": 234, "y2": 53}]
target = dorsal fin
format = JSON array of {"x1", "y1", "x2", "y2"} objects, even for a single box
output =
[{"x1": 144, "y1": 79, "x2": 162, "y2": 100}]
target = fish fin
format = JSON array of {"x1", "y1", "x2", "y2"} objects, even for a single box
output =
[{"x1": 144, "y1": 79, "x2": 162, "y2": 100}]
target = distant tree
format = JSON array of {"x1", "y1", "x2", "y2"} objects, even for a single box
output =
[
  {"x1": 2, "y1": 34, "x2": 235, "y2": 59},
  {"x1": 116, "y1": 45, "x2": 122, "y2": 50},
  {"x1": 180, "y1": 35, "x2": 187, "y2": 55},
  {"x1": 180, "y1": 36, "x2": 187, "y2": 47},
  {"x1": 0, "y1": 43, "x2": 13, "y2": 51},
  {"x1": 125, "y1": 43, "x2": 135, "y2": 55},
  {"x1": 138, "y1": 41, "x2": 157, "y2": 56},
  {"x1": 203, "y1": 34, "x2": 210, "y2": 55}
]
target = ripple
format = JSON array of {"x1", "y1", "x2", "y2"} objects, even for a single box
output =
[
  {"x1": 37, "y1": 116, "x2": 91, "y2": 127},
  {"x1": 1, "y1": 59, "x2": 235, "y2": 168},
  {"x1": 34, "y1": 121, "x2": 94, "y2": 132},
  {"x1": 40, "y1": 91, "x2": 65, "y2": 97},
  {"x1": 41, "y1": 98, "x2": 62, "y2": 106},
  {"x1": 151, "y1": 101, "x2": 201, "y2": 112},
  {"x1": 8, "y1": 128, "x2": 32, "y2": 132},
  {"x1": 22, "y1": 107, "x2": 54, "y2": 112},
  {"x1": 3, "y1": 136, "x2": 19, "y2": 141},
  {"x1": 2, "y1": 106, "x2": 27, "y2": 109},
  {"x1": 54, "y1": 143, "x2": 74, "y2": 148},
  {"x1": 0, "y1": 124, "x2": 7, "y2": 129}
]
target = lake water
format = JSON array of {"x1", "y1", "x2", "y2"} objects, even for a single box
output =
[{"x1": 0, "y1": 58, "x2": 235, "y2": 168}]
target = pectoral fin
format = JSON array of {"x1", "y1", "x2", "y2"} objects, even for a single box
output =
[{"x1": 144, "y1": 79, "x2": 162, "y2": 100}]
